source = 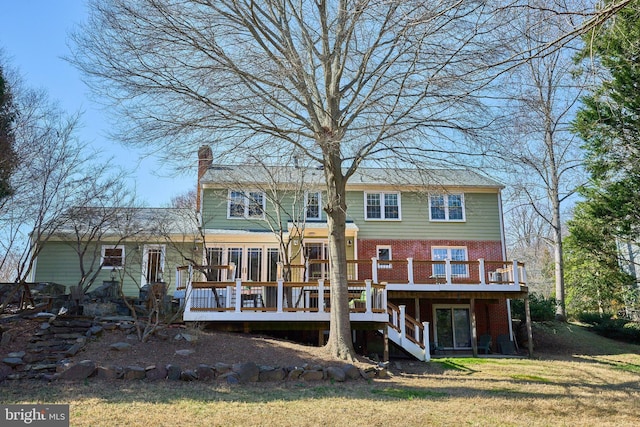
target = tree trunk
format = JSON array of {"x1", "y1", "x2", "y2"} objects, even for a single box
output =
[{"x1": 323, "y1": 159, "x2": 356, "y2": 361}]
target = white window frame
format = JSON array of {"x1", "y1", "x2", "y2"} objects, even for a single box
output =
[
  {"x1": 433, "y1": 304, "x2": 472, "y2": 350},
  {"x1": 431, "y1": 246, "x2": 469, "y2": 278},
  {"x1": 364, "y1": 192, "x2": 401, "y2": 220},
  {"x1": 227, "y1": 190, "x2": 266, "y2": 220},
  {"x1": 428, "y1": 193, "x2": 466, "y2": 222},
  {"x1": 376, "y1": 245, "x2": 392, "y2": 269},
  {"x1": 305, "y1": 191, "x2": 322, "y2": 220},
  {"x1": 101, "y1": 245, "x2": 125, "y2": 269},
  {"x1": 141, "y1": 244, "x2": 165, "y2": 285}
]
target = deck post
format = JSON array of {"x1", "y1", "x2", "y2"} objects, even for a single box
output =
[
  {"x1": 383, "y1": 325, "x2": 389, "y2": 362},
  {"x1": 365, "y1": 280, "x2": 372, "y2": 313},
  {"x1": 399, "y1": 305, "x2": 406, "y2": 343},
  {"x1": 478, "y1": 258, "x2": 486, "y2": 285},
  {"x1": 525, "y1": 294, "x2": 534, "y2": 357},
  {"x1": 319, "y1": 280, "x2": 325, "y2": 313},
  {"x1": 226, "y1": 285, "x2": 233, "y2": 309},
  {"x1": 471, "y1": 297, "x2": 478, "y2": 357},
  {"x1": 423, "y1": 322, "x2": 431, "y2": 362},
  {"x1": 276, "y1": 279, "x2": 283, "y2": 313},
  {"x1": 235, "y1": 279, "x2": 242, "y2": 313},
  {"x1": 512, "y1": 259, "x2": 520, "y2": 286},
  {"x1": 371, "y1": 257, "x2": 378, "y2": 283},
  {"x1": 407, "y1": 257, "x2": 414, "y2": 284},
  {"x1": 445, "y1": 259, "x2": 452, "y2": 285}
]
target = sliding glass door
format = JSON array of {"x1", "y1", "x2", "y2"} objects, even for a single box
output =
[{"x1": 434, "y1": 305, "x2": 471, "y2": 349}]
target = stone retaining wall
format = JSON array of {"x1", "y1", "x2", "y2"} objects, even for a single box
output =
[{"x1": 1, "y1": 315, "x2": 388, "y2": 383}]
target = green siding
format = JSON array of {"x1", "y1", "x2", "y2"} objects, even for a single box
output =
[
  {"x1": 34, "y1": 241, "x2": 191, "y2": 297},
  {"x1": 346, "y1": 191, "x2": 501, "y2": 241},
  {"x1": 202, "y1": 188, "x2": 325, "y2": 231},
  {"x1": 201, "y1": 188, "x2": 502, "y2": 241}
]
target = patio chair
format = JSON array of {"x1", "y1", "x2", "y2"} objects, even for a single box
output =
[
  {"x1": 478, "y1": 334, "x2": 492, "y2": 354},
  {"x1": 497, "y1": 334, "x2": 517, "y2": 355}
]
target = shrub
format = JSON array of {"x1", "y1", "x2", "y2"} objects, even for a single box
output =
[
  {"x1": 576, "y1": 312, "x2": 611, "y2": 326},
  {"x1": 511, "y1": 294, "x2": 556, "y2": 322}
]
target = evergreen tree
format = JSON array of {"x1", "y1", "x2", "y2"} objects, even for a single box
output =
[
  {"x1": 573, "y1": 0, "x2": 640, "y2": 242},
  {"x1": 0, "y1": 65, "x2": 17, "y2": 200}
]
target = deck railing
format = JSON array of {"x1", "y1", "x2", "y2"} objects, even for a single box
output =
[
  {"x1": 270, "y1": 258, "x2": 526, "y2": 287},
  {"x1": 182, "y1": 278, "x2": 386, "y2": 314}
]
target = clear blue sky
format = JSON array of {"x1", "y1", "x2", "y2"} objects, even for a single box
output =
[{"x1": 0, "y1": 1, "x2": 194, "y2": 206}]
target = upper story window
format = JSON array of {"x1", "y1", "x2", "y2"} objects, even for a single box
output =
[
  {"x1": 228, "y1": 190, "x2": 265, "y2": 219},
  {"x1": 102, "y1": 245, "x2": 124, "y2": 269},
  {"x1": 365, "y1": 192, "x2": 401, "y2": 220},
  {"x1": 429, "y1": 194, "x2": 465, "y2": 221},
  {"x1": 305, "y1": 191, "x2": 322, "y2": 220}
]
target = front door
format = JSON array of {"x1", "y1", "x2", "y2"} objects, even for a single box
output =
[{"x1": 434, "y1": 305, "x2": 472, "y2": 349}]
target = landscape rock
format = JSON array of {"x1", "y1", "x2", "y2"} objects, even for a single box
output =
[
  {"x1": 180, "y1": 369, "x2": 198, "y2": 381},
  {"x1": 174, "y1": 333, "x2": 197, "y2": 342},
  {"x1": 0, "y1": 364, "x2": 13, "y2": 381},
  {"x1": 233, "y1": 362, "x2": 260, "y2": 383},
  {"x1": 166, "y1": 364, "x2": 182, "y2": 381},
  {"x1": 109, "y1": 342, "x2": 132, "y2": 351},
  {"x1": 96, "y1": 365, "x2": 121, "y2": 380},
  {"x1": 287, "y1": 367, "x2": 304, "y2": 380},
  {"x1": 326, "y1": 366, "x2": 346, "y2": 382},
  {"x1": 58, "y1": 360, "x2": 96, "y2": 380},
  {"x1": 123, "y1": 366, "x2": 146, "y2": 380},
  {"x1": 175, "y1": 349, "x2": 195, "y2": 357},
  {"x1": 301, "y1": 369, "x2": 324, "y2": 381},
  {"x1": 214, "y1": 362, "x2": 232, "y2": 374},
  {"x1": 258, "y1": 366, "x2": 286, "y2": 382},
  {"x1": 65, "y1": 343, "x2": 84, "y2": 357},
  {"x1": 7, "y1": 351, "x2": 26, "y2": 358},
  {"x1": 342, "y1": 364, "x2": 361, "y2": 380},
  {"x1": 195, "y1": 364, "x2": 216, "y2": 381},
  {"x1": 145, "y1": 364, "x2": 168, "y2": 381},
  {"x1": 2, "y1": 357, "x2": 24, "y2": 368}
]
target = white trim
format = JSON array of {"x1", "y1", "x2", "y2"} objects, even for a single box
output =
[
  {"x1": 141, "y1": 244, "x2": 166, "y2": 285},
  {"x1": 428, "y1": 193, "x2": 466, "y2": 222},
  {"x1": 304, "y1": 191, "x2": 322, "y2": 220},
  {"x1": 376, "y1": 245, "x2": 392, "y2": 269},
  {"x1": 101, "y1": 245, "x2": 125, "y2": 269},
  {"x1": 363, "y1": 191, "x2": 402, "y2": 221},
  {"x1": 227, "y1": 190, "x2": 266, "y2": 220}
]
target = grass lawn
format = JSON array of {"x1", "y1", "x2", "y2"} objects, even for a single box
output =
[{"x1": 2, "y1": 322, "x2": 640, "y2": 426}]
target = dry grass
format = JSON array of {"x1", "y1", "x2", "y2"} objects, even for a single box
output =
[{"x1": 2, "y1": 322, "x2": 640, "y2": 426}]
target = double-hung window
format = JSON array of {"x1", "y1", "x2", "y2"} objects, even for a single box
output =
[
  {"x1": 365, "y1": 192, "x2": 400, "y2": 220},
  {"x1": 228, "y1": 190, "x2": 265, "y2": 219},
  {"x1": 305, "y1": 191, "x2": 322, "y2": 220},
  {"x1": 429, "y1": 194, "x2": 465, "y2": 221},
  {"x1": 102, "y1": 245, "x2": 124, "y2": 269},
  {"x1": 432, "y1": 247, "x2": 468, "y2": 278}
]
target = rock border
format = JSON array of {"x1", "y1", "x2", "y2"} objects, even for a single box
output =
[{"x1": 1, "y1": 315, "x2": 389, "y2": 383}]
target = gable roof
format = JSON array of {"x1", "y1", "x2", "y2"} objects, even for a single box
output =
[
  {"x1": 50, "y1": 207, "x2": 198, "y2": 238},
  {"x1": 200, "y1": 165, "x2": 503, "y2": 190}
]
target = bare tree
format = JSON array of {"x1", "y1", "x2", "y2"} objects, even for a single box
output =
[
  {"x1": 57, "y1": 187, "x2": 140, "y2": 298},
  {"x1": 0, "y1": 70, "x2": 126, "y2": 313},
  {"x1": 69, "y1": 0, "x2": 604, "y2": 359},
  {"x1": 497, "y1": 1, "x2": 588, "y2": 320}
]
